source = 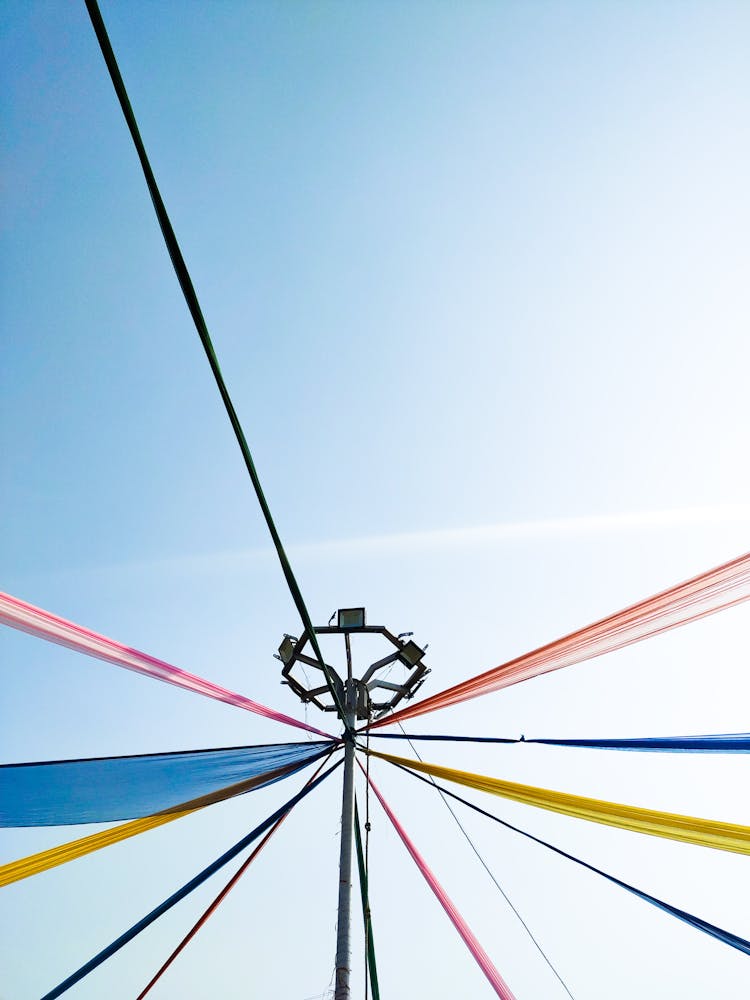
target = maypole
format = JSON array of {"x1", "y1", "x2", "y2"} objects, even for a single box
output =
[
  {"x1": 276, "y1": 609, "x2": 429, "y2": 996},
  {"x1": 334, "y1": 679, "x2": 357, "y2": 999}
]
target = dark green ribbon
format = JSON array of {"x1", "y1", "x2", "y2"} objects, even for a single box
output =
[
  {"x1": 84, "y1": 0, "x2": 348, "y2": 726},
  {"x1": 355, "y1": 797, "x2": 381, "y2": 1000}
]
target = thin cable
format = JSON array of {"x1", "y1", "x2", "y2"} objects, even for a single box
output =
[
  {"x1": 397, "y1": 724, "x2": 575, "y2": 999},
  {"x1": 364, "y1": 724, "x2": 373, "y2": 1000},
  {"x1": 83, "y1": 0, "x2": 348, "y2": 727}
]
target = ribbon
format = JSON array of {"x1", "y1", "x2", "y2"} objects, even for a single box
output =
[
  {"x1": 0, "y1": 590, "x2": 330, "y2": 738},
  {"x1": 83, "y1": 0, "x2": 348, "y2": 724},
  {"x1": 0, "y1": 748, "x2": 333, "y2": 886},
  {"x1": 370, "y1": 750, "x2": 750, "y2": 856},
  {"x1": 392, "y1": 758, "x2": 750, "y2": 960},
  {"x1": 526, "y1": 733, "x2": 750, "y2": 753},
  {"x1": 40, "y1": 759, "x2": 341, "y2": 999},
  {"x1": 367, "y1": 731, "x2": 750, "y2": 753},
  {"x1": 362, "y1": 763, "x2": 518, "y2": 1000},
  {"x1": 1, "y1": 741, "x2": 330, "y2": 827},
  {"x1": 136, "y1": 754, "x2": 333, "y2": 998},
  {"x1": 369, "y1": 551, "x2": 750, "y2": 727}
]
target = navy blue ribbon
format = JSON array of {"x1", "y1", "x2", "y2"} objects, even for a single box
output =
[
  {"x1": 390, "y1": 759, "x2": 750, "y2": 959},
  {"x1": 41, "y1": 757, "x2": 341, "y2": 999},
  {"x1": 369, "y1": 732, "x2": 750, "y2": 752}
]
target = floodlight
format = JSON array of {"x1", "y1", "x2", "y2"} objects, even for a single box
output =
[
  {"x1": 337, "y1": 607, "x2": 366, "y2": 629},
  {"x1": 277, "y1": 635, "x2": 296, "y2": 664},
  {"x1": 275, "y1": 615, "x2": 428, "y2": 720},
  {"x1": 398, "y1": 639, "x2": 425, "y2": 667}
]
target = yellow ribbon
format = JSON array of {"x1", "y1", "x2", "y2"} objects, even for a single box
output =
[
  {"x1": 0, "y1": 809, "x2": 194, "y2": 887},
  {"x1": 370, "y1": 749, "x2": 750, "y2": 856}
]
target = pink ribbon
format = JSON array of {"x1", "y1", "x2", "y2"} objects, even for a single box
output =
[
  {"x1": 363, "y1": 763, "x2": 518, "y2": 1000},
  {"x1": 0, "y1": 591, "x2": 331, "y2": 739}
]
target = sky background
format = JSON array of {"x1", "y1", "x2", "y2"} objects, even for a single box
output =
[{"x1": 2, "y1": 1, "x2": 750, "y2": 997}]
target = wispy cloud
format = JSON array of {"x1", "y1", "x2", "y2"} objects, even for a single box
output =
[
  {"x1": 290, "y1": 504, "x2": 750, "y2": 558},
  {"x1": 95, "y1": 504, "x2": 750, "y2": 578}
]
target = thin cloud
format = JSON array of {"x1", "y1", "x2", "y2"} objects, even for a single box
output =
[
  {"x1": 291, "y1": 504, "x2": 750, "y2": 557},
  {"x1": 91, "y1": 503, "x2": 750, "y2": 578}
]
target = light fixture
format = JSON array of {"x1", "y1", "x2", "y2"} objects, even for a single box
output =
[
  {"x1": 277, "y1": 635, "x2": 296, "y2": 664},
  {"x1": 337, "y1": 607, "x2": 366, "y2": 629},
  {"x1": 398, "y1": 639, "x2": 425, "y2": 667},
  {"x1": 275, "y1": 611, "x2": 429, "y2": 719}
]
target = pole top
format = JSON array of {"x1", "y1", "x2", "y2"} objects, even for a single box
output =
[{"x1": 275, "y1": 614, "x2": 430, "y2": 721}]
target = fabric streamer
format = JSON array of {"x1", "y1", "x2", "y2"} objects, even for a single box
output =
[
  {"x1": 393, "y1": 759, "x2": 750, "y2": 960},
  {"x1": 361, "y1": 764, "x2": 518, "y2": 1000},
  {"x1": 368, "y1": 733, "x2": 517, "y2": 745},
  {"x1": 40, "y1": 759, "x2": 341, "y2": 1000},
  {"x1": 370, "y1": 750, "x2": 750, "y2": 856},
  {"x1": 0, "y1": 590, "x2": 330, "y2": 738},
  {"x1": 1, "y1": 741, "x2": 330, "y2": 826},
  {"x1": 368, "y1": 550, "x2": 750, "y2": 728},
  {"x1": 526, "y1": 733, "x2": 750, "y2": 753},
  {"x1": 1, "y1": 810, "x2": 193, "y2": 889},
  {"x1": 367, "y1": 731, "x2": 750, "y2": 753},
  {"x1": 136, "y1": 753, "x2": 333, "y2": 998},
  {"x1": 0, "y1": 748, "x2": 334, "y2": 886},
  {"x1": 83, "y1": 0, "x2": 348, "y2": 725},
  {"x1": 354, "y1": 798, "x2": 381, "y2": 1000}
]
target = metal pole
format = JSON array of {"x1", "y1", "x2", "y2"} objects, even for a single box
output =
[{"x1": 334, "y1": 678, "x2": 356, "y2": 1000}]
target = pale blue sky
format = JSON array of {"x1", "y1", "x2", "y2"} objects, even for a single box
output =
[{"x1": 2, "y1": 2, "x2": 750, "y2": 998}]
